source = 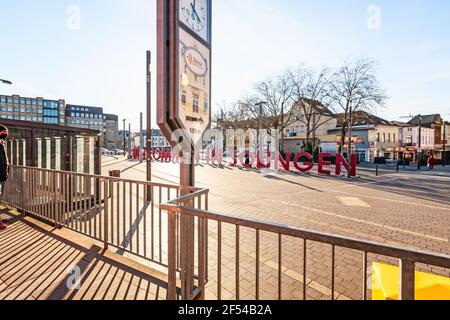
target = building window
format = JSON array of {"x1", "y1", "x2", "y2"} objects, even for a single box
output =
[
  {"x1": 193, "y1": 94, "x2": 199, "y2": 113},
  {"x1": 181, "y1": 91, "x2": 187, "y2": 104}
]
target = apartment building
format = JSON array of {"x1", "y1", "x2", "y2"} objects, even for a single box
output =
[
  {"x1": 0, "y1": 94, "x2": 65, "y2": 125},
  {"x1": 0, "y1": 94, "x2": 119, "y2": 150}
]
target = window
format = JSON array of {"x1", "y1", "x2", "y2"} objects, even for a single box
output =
[
  {"x1": 193, "y1": 94, "x2": 199, "y2": 113},
  {"x1": 20, "y1": 108, "x2": 25, "y2": 112},
  {"x1": 13, "y1": 107, "x2": 19, "y2": 112},
  {"x1": 26, "y1": 99, "x2": 31, "y2": 105},
  {"x1": 7, "y1": 107, "x2": 12, "y2": 112},
  {"x1": 204, "y1": 101, "x2": 209, "y2": 113},
  {"x1": 26, "y1": 108, "x2": 31, "y2": 113},
  {"x1": 32, "y1": 100, "x2": 37, "y2": 106},
  {"x1": 14, "y1": 98, "x2": 19, "y2": 104},
  {"x1": 181, "y1": 91, "x2": 187, "y2": 104},
  {"x1": 20, "y1": 99, "x2": 25, "y2": 104},
  {"x1": 0, "y1": 97, "x2": 5, "y2": 103},
  {"x1": 7, "y1": 98, "x2": 13, "y2": 104}
]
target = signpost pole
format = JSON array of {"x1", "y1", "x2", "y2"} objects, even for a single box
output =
[
  {"x1": 140, "y1": 112, "x2": 144, "y2": 163},
  {"x1": 157, "y1": 0, "x2": 211, "y2": 300},
  {"x1": 146, "y1": 51, "x2": 152, "y2": 192}
]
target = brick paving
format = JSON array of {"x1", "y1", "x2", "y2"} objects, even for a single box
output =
[
  {"x1": 0, "y1": 206, "x2": 169, "y2": 300},
  {"x1": 102, "y1": 156, "x2": 450, "y2": 300}
]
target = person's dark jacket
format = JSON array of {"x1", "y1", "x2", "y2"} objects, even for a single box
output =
[{"x1": 0, "y1": 141, "x2": 9, "y2": 182}]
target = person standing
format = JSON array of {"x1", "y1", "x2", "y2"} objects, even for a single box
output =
[
  {"x1": 0, "y1": 125, "x2": 10, "y2": 231},
  {"x1": 427, "y1": 155, "x2": 435, "y2": 170}
]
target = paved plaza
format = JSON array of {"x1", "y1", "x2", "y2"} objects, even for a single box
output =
[
  {"x1": 0, "y1": 206, "x2": 170, "y2": 300},
  {"x1": 101, "y1": 156, "x2": 450, "y2": 300}
]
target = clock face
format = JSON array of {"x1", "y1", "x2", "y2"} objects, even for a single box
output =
[{"x1": 179, "y1": 0, "x2": 209, "y2": 43}]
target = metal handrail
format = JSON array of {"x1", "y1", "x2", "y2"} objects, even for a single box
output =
[
  {"x1": 9, "y1": 165, "x2": 187, "y2": 190},
  {"x1": 163, "y1": 204, "x2": 450, "y2": 268},
  {"x1": 163, "y1": 200, "x2": 450, "y2": 301},
  {"x1": 4, "y1": 165, "x2": 450, "y2": 301}
]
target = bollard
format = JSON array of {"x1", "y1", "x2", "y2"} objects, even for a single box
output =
[
  {"x1": 376, "y1": 165, "x2": 378, "y2": 176},
  {"x1": 397, "y1": 162, "x2": 399, "y2": 172}
]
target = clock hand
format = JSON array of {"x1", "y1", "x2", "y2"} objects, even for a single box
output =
[
  {"x1": 191, "y1": 3, "x2": 201, "y2": 22},
  {"x1": 191, "y1": 3, "x2": 202, "y2": 23}
]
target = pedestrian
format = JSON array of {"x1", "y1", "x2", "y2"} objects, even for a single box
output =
[
  {"x1": 0, "y1": 125, "x2": 9, "y2": 231},
  {"x1": 427, "y1": 155, "x2": 435, "y2": 170}
]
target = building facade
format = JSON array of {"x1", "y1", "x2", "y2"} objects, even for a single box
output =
[
  {"x1": 0, "y1": 94, "x2": 119, "y2": 150},
  {"x1": 0, "y1": 94, "x2": 65, "y2": 125}
]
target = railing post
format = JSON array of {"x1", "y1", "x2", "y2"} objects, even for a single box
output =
[
  {"x1": 198, "y1": 217, "x2": 206, "y2": 300},
  {"x1": 103, "y1": 178, "x2": 109, "y2": 251},
  {"x1": 167, "y1": 209, "x2": 177, "y2": 300},
  {"x1": 399, "y1": 259, "x2": 415, "y2": 300}
]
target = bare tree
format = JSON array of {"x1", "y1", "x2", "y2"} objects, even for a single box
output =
[
  {"x1": 329, "y1": 58, "x2": 386, "y2": 153},
  {"x1": 254, "y1": 72, "x2": 296, "y2": 152},
  {"x1": 290, "y1": 66, "x2": 336, "y2": 151}
]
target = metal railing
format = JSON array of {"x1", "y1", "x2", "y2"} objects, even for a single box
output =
[
  {"x1": 2, "y1": 165, "x2": 204, "y2": 272},
  {"x1": 3, "y1": 165, "x2": 450, "y2": 301},
  {"x1": 161, "y1": 194, "x2": 450, "y2": 301}
]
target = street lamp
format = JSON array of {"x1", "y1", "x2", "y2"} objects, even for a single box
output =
[
  {"x1": 255, "y1": 101, "x2": 267, "y2": 152},
  {"x1": 0, "y1": 79, "x2": 12, "y2": 85}
]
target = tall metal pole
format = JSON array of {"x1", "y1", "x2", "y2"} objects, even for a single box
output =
[
  {"x1": 443, "y1": 123, "x2": 447, "y2": 167},
  {"x1": 123, "y1": 119, "x2": 126, "y2": 156},
  {"x1": 140, "y1": 112, "x2": 144, "y2": 163},
  {"x1": 348, "y1": 104, "x2": 353, "y2": 178},
  {"x1": 146, "y1": 51, "x2": 152, "y2": 186},
  {"x1": 417, "y1": 115, "x2": 422, "y2": 170},
  {"x1": 128, "y1": 123, "x2": 132, "y2": 159},
  {"x1": 221, "y1": 109, "x2": 225, "y2": 153}
]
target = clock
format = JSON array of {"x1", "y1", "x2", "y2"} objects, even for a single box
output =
[{"x1": 179, "y1": 0, "x2": 210, "y2": 43}]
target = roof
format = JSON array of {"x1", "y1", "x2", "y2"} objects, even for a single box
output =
[
  {"x1": 336, "y1": 111, "x2": 392, "y2": 128},
  {"x1": 0, "y1": 118, "x2": 100, "y2": 135},
  {"x1": 408, "y1": 114, "x2": 443, "y2": 126},
  {"x1": 293, "y1": 98, "x2": 336, "y2": 118}
]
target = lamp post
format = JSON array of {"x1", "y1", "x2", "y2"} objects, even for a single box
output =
[
  {"x1": 443, "y1": 123, "x2": 447, "y2": 167},
  {"x1": 0, "y1": 79, "x2": 12, "y2": 85},
  {"x1": 123, "y1": 119, "x2": 127, "y2": 156},
  {"x1": 417, "y1": 115, "x2": 422, "y2": 171},
  {"x1": 255, "y1": 101, "x2": 267, "y2": 153}
]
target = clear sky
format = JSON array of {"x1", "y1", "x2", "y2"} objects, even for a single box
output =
[{"x1": 1, "y1": 0, "x2": 450, "y2": 130}]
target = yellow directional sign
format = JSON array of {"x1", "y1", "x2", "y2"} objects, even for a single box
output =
[{"x1": 372, "y1": 262, "x2": 450, "y2": 300}]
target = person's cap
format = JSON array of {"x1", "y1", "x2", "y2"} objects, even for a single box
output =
[{"x1": 0, "y1": 125, "x2": 9, "y2": 136}]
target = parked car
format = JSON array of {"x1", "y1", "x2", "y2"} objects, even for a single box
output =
[
  {"x1": 114, "y1": 149, "x2": 125, "y2": 156},
  {"x1": 101, "y1": 148, "x2": 112, "y2": 155}
]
